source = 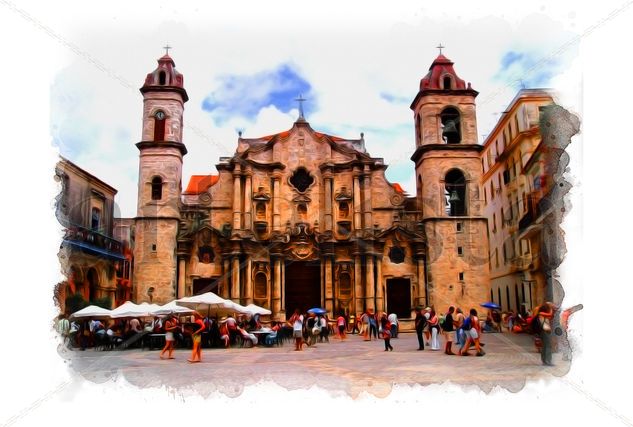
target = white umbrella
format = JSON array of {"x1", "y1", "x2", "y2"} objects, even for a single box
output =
[
  {"x1": 176, "y1": 292, "x2": 230, "y2": 317},
  {"x1": 110, "y1": 301, "x2": 147, "y2": 318},
  {"x1": 138, "y1": 302, "x2": 162, "y2": 315},
  {"x1": 153, "y1": 300, "x2": 195, "y2": 316},
  {"x1": 244, "y1": 303, "x2": 272, "y2": 316},
  {"x1": 70, "y1": 305, "x2": 112, "y2": 320},
  {"x1": 225, "y1": 300, "x2": 251, "y2": 315}
]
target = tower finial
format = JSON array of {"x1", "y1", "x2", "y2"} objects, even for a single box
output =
[
  {"x1": 436, "y1": 43, "x2": 445, "y2": 55},
  {"x1": 294, "y1": 94, "x2": 306, "y2": 121},
  {"x1": 163, "y1": 44, "x2": 172, "y2": 56}
]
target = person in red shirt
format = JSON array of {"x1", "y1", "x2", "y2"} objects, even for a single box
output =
[
  {"x1": 188, "y1": 312, "x2": 205, "y2": 363},
  {"x1": 336, "y1": 314, "x2": 347, "y2": 340}
]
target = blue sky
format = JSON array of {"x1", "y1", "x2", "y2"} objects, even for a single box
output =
[{"x1": 202, "y1": 64, "x2": 314, "y2": 125}]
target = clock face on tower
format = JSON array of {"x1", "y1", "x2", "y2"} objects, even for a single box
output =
[{"x1": 155, "y1": 111, "x2": 165, "y2": 120}]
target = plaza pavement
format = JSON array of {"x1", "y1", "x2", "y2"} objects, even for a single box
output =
[{"x1": 62, "y1": 331, "x2": 571, "y2": 398}]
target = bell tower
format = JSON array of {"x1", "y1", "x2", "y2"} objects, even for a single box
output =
[
  {"x1": 133, "y1": 49, "x2": 188, "y2": 303},
  {"x1": 410, "y1": 50, "x2": 490, "y2": 310}
]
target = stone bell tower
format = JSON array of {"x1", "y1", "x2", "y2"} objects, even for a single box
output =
[
  {"x1": 133, "y1": 49, "x2": 188, "y2": 304},
  {"x1": 410, "y1": 49, "x2": 490, "y2": 311}
]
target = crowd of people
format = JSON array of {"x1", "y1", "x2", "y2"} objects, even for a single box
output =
[{"x1": 56, "y1": 301, "x2": 564, "y2": 366}]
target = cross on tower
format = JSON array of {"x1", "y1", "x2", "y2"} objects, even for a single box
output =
[
  {"x1": 163, "y1": 44, "x2": 172, "y2": 56},
  {"x1": 294, "y1": 94, "x2": 306, "y2": 120},
  {"x1": 436, "y1": 43, "x2": 445, "y2": 55}
]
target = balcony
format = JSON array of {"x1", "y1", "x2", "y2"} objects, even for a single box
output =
[{"x1": 62, "y1": 225, "x2": 125, "y2": 260}]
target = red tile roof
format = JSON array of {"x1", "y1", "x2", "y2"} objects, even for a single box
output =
[
  {"x1": 392, "y1": 183, "x2": 405, "y2": 194},
  {"x1": 183, "y1": 175, "x2": 219, "y2": 195}
]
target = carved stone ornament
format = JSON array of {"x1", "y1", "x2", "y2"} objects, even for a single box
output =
[
  {"x1": 390, "y1": 193, "x2": 405, "y2": 206},
  {"x1": 252, "y1": 186, "x2": 271, "y2": 201},
  {"x1": 334, "y1": 186, "x2": 353, "y2": 201}
]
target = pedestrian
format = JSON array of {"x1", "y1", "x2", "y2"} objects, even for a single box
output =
[
  {"x1": 380, "y1": 314, "x2": 393, "y2": 351},
  {"x1": 369, "y1": 310, "x2": 378, "y2": 340},
  {"x1": 319, "y1": 315, "x2": 329, "y2": 343},
  {"x1": 160, "y1": 315, "x2": 178, "y2": 360},
  {"x1": 423, "y1": 307, "x2": 432, "y2": 346},
  {"x1": 536, "y1": 301, "x2": 555, "y2": 366},
  {"x1": 387, "y1": 312, "x2": 398, "y2": 338},
  {"x1": 360, "y1": 310, "x2": 370, "y2": 340},
  {"x1": 442, "y1": 306, "x2": 456, "y2": 355},
  {"x1": 188, "y1": 312, "x2": 205, "y2": 363},
  {"x1": 289, "y1": 309, "x2": 304, "y2": 351},
  {"x1": 454, "y1": 307, "x2": 465, "y2": 348},
  {"x1": 56, "y1": 314, "x2": 70, "y2": 348},
  {"x1": 428, "y1": 308, "x2": 441, "y2": 350},
  {"x1": 336, "y1": 313, "x2": 347, "y2": 340},
  {"x1": 414, "y1": 306, "x2": 427, "y2": 350},
  {"x1": 460, "y1": 308, "x2": 485, "y2": 356}
]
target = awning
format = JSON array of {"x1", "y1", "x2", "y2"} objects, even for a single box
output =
[{"x1": 62, "y1": 239, "x2": 127, "y2": 261}]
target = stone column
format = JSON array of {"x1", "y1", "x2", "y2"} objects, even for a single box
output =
[
  {"x1": 353, "y1": 169, "x2": 362, "y2": 232},
  {"x1": 273, "y1": 258, "x2": 282, "y2": 316},
  {"x1": 354, "y1": 254, "x2": 363, "y2": 314},
  {"x1": 231, "y1": 256, "x2": 240, "y2": 300},
  {"x1": 221, "y1": 258, "x2": 230, "y2": 299},
  {"x1": 324, "y1": 257, "x2": 333, "y2": 314},
  {"x1": 243, "y1": 171, "x2": 252, "y2": 231},
  {"x1": 417, "y1": 256, "x2": 427, "y2": 307},
  {"x1": 375, "y1": 256, "x2": 384, "y2": 312},
  {"x1": 244, "y1": 257, "x2": 253, "y2": 305},
  {"x1": 272, "y1": 173, "x2": 281, "y2": 232},
  {"x1": 232, "y1": 167, "x2": 242, "y2": 231},
  {"x1": 365, "y1": 255, "x2": 375, "y2": 312},
  {"x1": 177, "y1": 257, "x2": 186, "y2": 298},
  {"x1": 323, "y1": 172, "x2": 333, "y2": 232},
  {"x1": 363, "y1": 166, "x2": 373, "y2": 230}
]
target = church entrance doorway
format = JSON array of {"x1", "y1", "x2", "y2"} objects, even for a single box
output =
[
  {"x1": 386, "y1": 278, "x2": 411, "y2": 319},
  {"x1": 284, "y1": 260, "x2": 321, "y2": 313},
  {"x1": 193, "y1": 278, "x2": 219, "y2": 296}
]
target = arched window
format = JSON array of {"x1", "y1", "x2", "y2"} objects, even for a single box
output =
[
  {"x1": 339, "y1": 273, "x2": 352, "y2": 298},
  {"x1": 444, "y1": 169, "x2": 466, "y2": 216},
  {"x1": 440, "y1": 107, "x2": 461, "y2": 144},
  {"x1": 289, "y1": 167, "x2": 314, "y2": 193},
  {"x1": 297, "y1": 204, "x2": 307, "y2": 222},
  {"x1": 338, "y1": 202, "x2": 349, "y2": 219},
  {"x1": 151, "y1": 176, "x2": 163, "y2": 200},
  {"x1": 91, "y1": 207, "x2": 101, "y2": 231},
  {"x1": 87, "y1": 268, "x2": 98, "y2": 302},
  {"x1": 443, "y1": 76, "x2": 452, "y2": 90},
  {"x1": 256, "y1": 202, "x2": 266, "y2": 220},
  {"x1": 254, "y1": 273, "x2": 267, "y2": 299},
  {"x1": 154, "y1": 110, "x2": 166, "y2": 141},
  {"x1": 159, "y1": 71, "x2": 166, "y2": 85}
]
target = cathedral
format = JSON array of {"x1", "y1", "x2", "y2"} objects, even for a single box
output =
[{"x1": 130, "y1": 51, "x2": 491, "y2": 320}]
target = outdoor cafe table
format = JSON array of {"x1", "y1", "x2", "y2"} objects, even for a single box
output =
[{"x1": 251, "y1": 329, "x2": 272, "y2": 345}]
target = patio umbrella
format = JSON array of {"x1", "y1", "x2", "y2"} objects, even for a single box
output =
[
  {"x1": 307, "y1": 307, "x2": 327, "y2": 315},
  {"x1": 152, "y1": 300, "x2": 195, "y2": 316},
  {"x1": 138, "y1": 302, "x2": 162, "y2": 316},
  {"x1": 176, "y1": 292, "x2": 231, "y2": 317},
  {"x1": 109, "y1": 301, "x2": 148, "y2": 318},
  {"x1": 480, "y1": 302, "x2": 501, "y2": 310},
  {"x1": 244, "y1": 303, "x2": 272, "y2": 316},
  {"x1": 70, "y1": 305, "x2": 112, "y2": 320}
]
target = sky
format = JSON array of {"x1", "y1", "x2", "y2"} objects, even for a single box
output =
[
  {"x1": 47, "y1": 3, "x2": 582, "y2": 218},
  {"x1": 4, "y1": 0, "x2": 633, "y2": 425}
]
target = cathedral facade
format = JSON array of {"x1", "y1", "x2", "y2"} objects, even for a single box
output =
[{"x1": 131, "y1": 52, "x2": 491, "y2": 320}]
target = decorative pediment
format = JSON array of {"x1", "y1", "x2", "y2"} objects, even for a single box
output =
[
  {"x1": 334, "y1": 186, "x2": 353, "y2": 201},
  {"x1": 292, "y1": 194, "x2": 312, "y2": 203},
  {"x1": 252, "y1": 186, "x2": 271, "y2": 201}
]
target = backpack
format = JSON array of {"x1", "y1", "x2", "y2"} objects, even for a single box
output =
[
  {"x1": 530, "y1": 316, "x2": 542, "y2": 334},
  {"x1": 462, "y1": 316, "x2": 472, "y2": 331}
]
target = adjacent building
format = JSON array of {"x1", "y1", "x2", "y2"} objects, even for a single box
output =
[
  {"x1": 481, "y1": 89, "x2": 554, "y2": 313},
  {"x1": 55, "y1": 157, "x2": 127, "y2": 312}
]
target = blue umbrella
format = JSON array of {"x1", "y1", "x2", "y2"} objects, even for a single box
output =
[
  {"x1": 480, "y1": 302, "x2": 501, "y2": 310},
  {"x1": 307, "y1": 307, "x2": 327, "y2": 315}
]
